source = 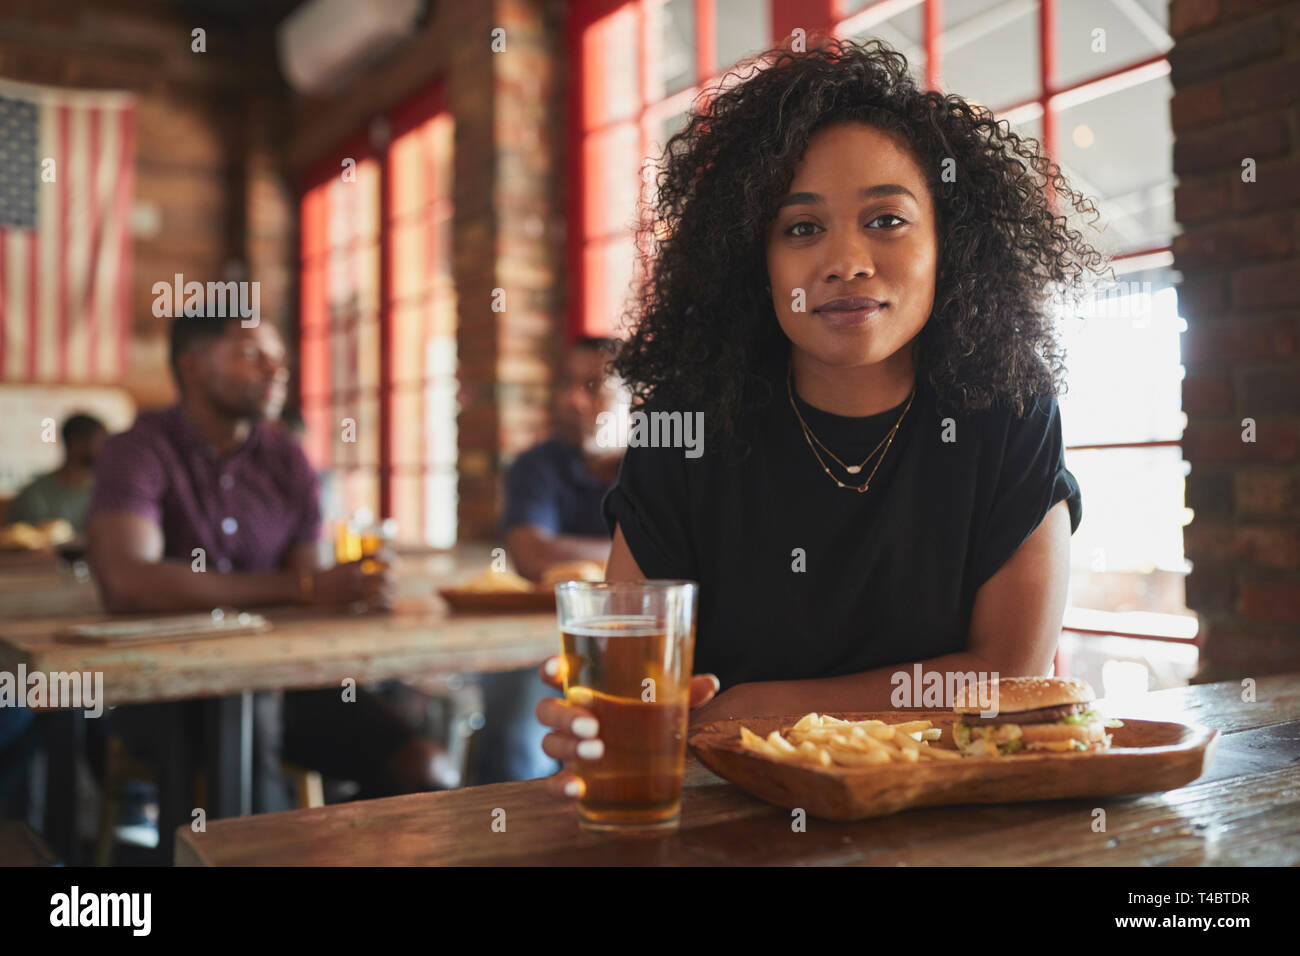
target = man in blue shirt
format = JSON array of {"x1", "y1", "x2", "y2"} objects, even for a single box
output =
[
  {"x1": 470, "y1": 337, "x2": 623, "y2": 784},
  {"x1": 503, "y1": 337, "x2": 623, "y2": 576}
]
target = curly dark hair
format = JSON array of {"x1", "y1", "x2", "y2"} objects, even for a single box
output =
[{"x1": 608, "y1": 36, "x2": 1111, "y2": 455}]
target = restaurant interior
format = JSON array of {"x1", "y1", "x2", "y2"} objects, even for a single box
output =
[{"x1": 0, "y1": 0, "x2": 1297, "y2": 871}]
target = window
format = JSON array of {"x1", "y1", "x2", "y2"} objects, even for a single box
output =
[
  {"x1": 299, "y1": 87, "x2": 458, "y2": 548},
  {"x1": 571, "y1": 1, "x2": 1190, "y2": 689},
  {"x1": 570, "y1": 0, "x2": 772, "y2": 338},
  {"x1": 837, "y1": 1, "x2": 1191, "y2": 690}
]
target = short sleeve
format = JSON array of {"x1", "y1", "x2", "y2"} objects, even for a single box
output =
[
  {"x1": 972, "y1": 395, "x2": 1082, "y2": 590},
  {"x1": 88, "y1": 429, "x2": 168, "y2": 526},
  {"x1": 502, "y1": 450, "x2": 562, "y2": 536},
  {"x1": 601, "y1": 440, "x2": 697, "y2": 580}
]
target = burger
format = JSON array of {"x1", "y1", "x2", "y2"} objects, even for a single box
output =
[{"x1": 951, "y1": 677, "x2": 1122, "y2": 756}]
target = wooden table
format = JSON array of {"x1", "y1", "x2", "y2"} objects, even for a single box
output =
[
  {"x1": 178, "y1": 673, "x2": 1300, "y2": 866},
  {"x1": 0, "y1": 544, "x2": 559, "y2": 864}
]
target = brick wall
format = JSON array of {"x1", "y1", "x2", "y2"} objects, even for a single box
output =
[
  {"x1": 288, "y1": 0, "x2": 568, "y2": 541},
  {"x1": 1170, "y1": 0, "x2": 1300, "y2": 678},
  {"x1": 0, "y1": 0, "x2": 294, "y2": 410}
]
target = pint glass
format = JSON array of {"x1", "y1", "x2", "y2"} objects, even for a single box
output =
[{"x1": 554, "y1": 581, "x2": 698, "y2": 830}]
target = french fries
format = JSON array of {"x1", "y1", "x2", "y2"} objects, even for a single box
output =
[{"x1": 739, "y1": 713, "x2": 962, "y2": 767}]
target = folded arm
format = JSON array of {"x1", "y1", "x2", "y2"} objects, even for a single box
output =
[{"x1": 87, "y1": 511, "x2": 304, "y2": 613}]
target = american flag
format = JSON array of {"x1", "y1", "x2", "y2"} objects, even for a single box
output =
[{"x1": 0, "y1": 81, "x2": 135, "y2": 382}]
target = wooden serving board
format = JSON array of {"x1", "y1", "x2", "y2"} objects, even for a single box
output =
[
  {"x1": 437, "y1": 588, "x2": 557, "y2": 613},
  {"x1": 688, "y1": 710, "x2": 1219, "y2": 821}
]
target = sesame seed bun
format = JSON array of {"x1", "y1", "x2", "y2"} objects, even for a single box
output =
[{"x1": 952, "y1": 676, "x2": 1096, "y2": 715}]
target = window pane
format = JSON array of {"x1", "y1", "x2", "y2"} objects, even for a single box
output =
[
  {"x1": 391, "y1": 386, "x2": 423, "y2": 468},
  {"x1": 659, "y1": 0, "x2": 696, "y2": 96},
  {"x1": 1059, "y1": 633, "x2": 1197, "y2": 696},
  {"x1": 585, "y1": 4, "x2": 640, "y2": 128},
  {"x1": 716, "y1": 0, "x2": 770, "y2": 70},
  {"x1": 357, "y1": 317, "x2": 380, "y2": 390},
  {"x1": 1056, "y1": 0, "x2": 1171, "y2": 90},
  {"x1": 332, "y1": 395, "x2": 355, "y2": 467},
  {"x1": 391, "y1": 218, "x2": 433, "y2": 304},
  {"x1": 327, "y1": 159, "x2": 380, "y2": 245},
  {"x1": 943, "y1": 0, "x2": 1038, "y2": 109},
  {"x1": 1007, "y1": 112, "x2": 1042, "y2": 150},
  {"x1": 844, "y1": 4, "x2": 925, "y2": 85},
  {"x1": 357, "y1": 391, "x2": 380, "y2": 467},
  {"x1": 425, "y1": 470, "x2": 458, "y2": 549},
  {"x1": 391, "y1": 473, "x2": 423, "y2": 546},
  {"x1": 338, "y1": 468, "x2": 380, "y2": 521},
  {"x1": 391, "y1": 302, "x2": 426, "y2": 387},
  {"x1": 584, "y1": 124, "x2": 641, "y2": 239},
  {"x1": 1056, "y1": 75, "x2": 1174, "y2": 257},
  {"x1": 389, "y1": 126, "x2": 428, "y2": 219},
  {"x1": 1065, "y1": 446, "x2": 1190, "y2": 577},
  {"x1": 584, "y1": 236, "x2": 638, "y2": 337},
  {"x1": 426, "y1": 342, "x2": 458, "y2": 468},
  {"x1": 1057, "y1": 267, "x2": 1184, "y2": 446}
]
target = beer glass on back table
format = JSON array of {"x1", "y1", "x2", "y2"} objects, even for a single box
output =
[{"x1": 555, "y1": 581, "x2": 698, "y2": 830}]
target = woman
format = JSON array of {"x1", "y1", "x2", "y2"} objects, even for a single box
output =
[{"x1": 537, "y1": 38, "x2": 1107, "y2": 792}]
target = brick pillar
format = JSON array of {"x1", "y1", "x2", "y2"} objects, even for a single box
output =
[
  {"x1": 1170, "y1": 0, "x2": 1300, "y2": 678},
  {"x1": 452, "y1": 0, "x2": 567, "y2": 540}
]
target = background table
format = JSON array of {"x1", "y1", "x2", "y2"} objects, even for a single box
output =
[
  {"x1": 0, "y1": 544, "x2": 560, "y2": 863},
  {"x1": 177, "y1": 673, "x2": 1300, "y2": 866}
]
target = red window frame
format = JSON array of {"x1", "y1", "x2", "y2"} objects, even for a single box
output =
[{"x1": 298, "y1": 83, "x2": 453, "y2": 541}]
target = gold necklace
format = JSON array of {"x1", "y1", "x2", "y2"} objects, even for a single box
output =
[{"x1": 786, "y1": 362, "x2": 915, "y2": 493}]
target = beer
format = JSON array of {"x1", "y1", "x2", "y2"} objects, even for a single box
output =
[
  {"x1": 560, "y1": 614, "x2": 693, "y2": 828},
  {"x1": 359, "y1": 532, "x2": 384, "y2": 575},
  {"x1": 334, "y1": 521, "x2": 362, "y2": 564}
]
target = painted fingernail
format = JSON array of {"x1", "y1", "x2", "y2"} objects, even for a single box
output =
[
  {"x1": 708, "y1": 674, "x2": 721, "y2": 694},
  {"x1": 543, "y1": 657, "x2": 559, "y2": 677},
  {"x1": 571, "y1": 716, "x2": 599, "y2": 738},
  {"x1": 576, "y1": 739, "x2": 604, "y2": 760},
  {"x1": 563, "y1": 779, "x2": 582, "y2": 797}
]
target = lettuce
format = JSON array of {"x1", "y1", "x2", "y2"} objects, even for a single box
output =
[
  {"x1": 998, "y1": 739, "x2": 1025, "y2": 754},
  {"x1": 1061, "y1": 709, "x2": 1124, "y2": 729}
]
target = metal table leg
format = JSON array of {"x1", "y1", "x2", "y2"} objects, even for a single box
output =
[{"x1": 203, "y1": 692, "x2": 253, "y2": 819}]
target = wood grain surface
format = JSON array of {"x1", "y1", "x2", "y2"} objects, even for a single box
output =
[
  {"x1": 0, "y1": 599, "x2": 560, "y2": 706},
  {"x1": 0, "y1": 544, "x2": 561, "y2": 705},
  {"x1": 176, "y1": 672, "x2": 1300, "y2": 866}
]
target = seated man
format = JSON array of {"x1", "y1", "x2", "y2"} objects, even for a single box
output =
[
  {"x1": 470, "y1": 336, "x2": 624, "y2": 784},
  {"x1": 6, "y1": 413, "x2": 107, "y2": 533},
  {"x1": 87, "y1": 315, "x2": 457, "y2": 812}
]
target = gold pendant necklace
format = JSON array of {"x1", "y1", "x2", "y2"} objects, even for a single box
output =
[{"x1": 787, "y1": 361, "x2": 915, "y2": 493}]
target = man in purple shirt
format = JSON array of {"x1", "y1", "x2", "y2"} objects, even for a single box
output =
[{"x1": 87, "y1": 315, "x2": 457, "y2": 813}]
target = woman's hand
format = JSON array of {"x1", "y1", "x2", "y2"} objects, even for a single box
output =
[{"x1": 535, "y1": 656, "x2": 721, "y2": 799}]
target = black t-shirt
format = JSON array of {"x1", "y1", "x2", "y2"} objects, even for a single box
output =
[{"x1": 601, "y1": 375, "x2": 1083, "y2": 692}]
